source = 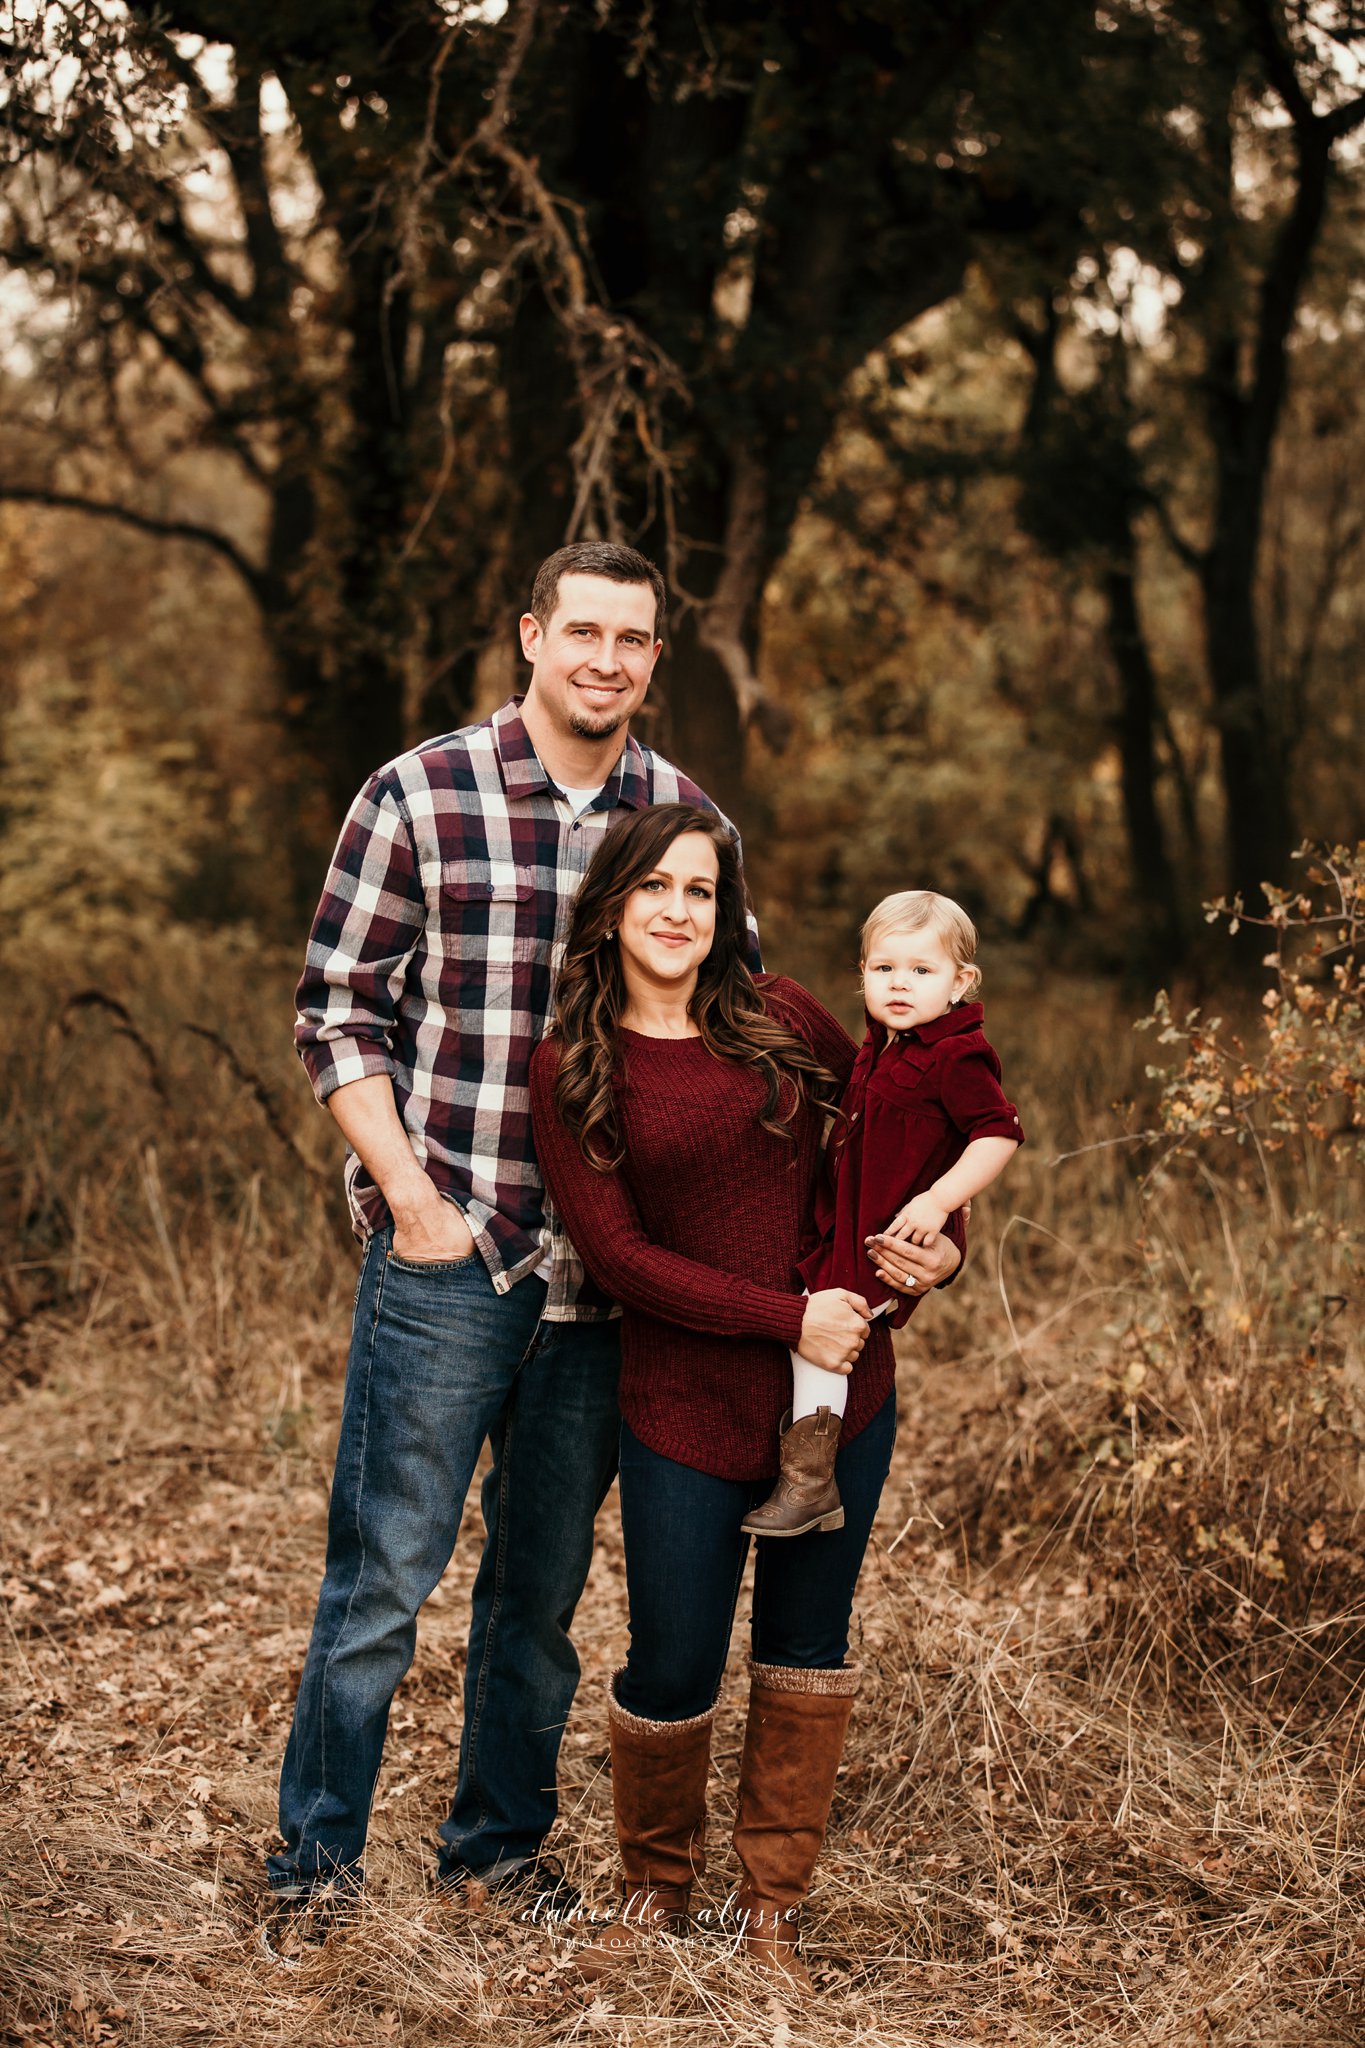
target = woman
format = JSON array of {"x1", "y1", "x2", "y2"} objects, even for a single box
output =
[{"x1": 528, "y1": 804, "x2": 956, "y2": 1991}]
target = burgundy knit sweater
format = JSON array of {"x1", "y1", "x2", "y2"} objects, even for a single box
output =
[{"x1": 528, "y1": 975, "x2": 898, "y2": 1481}]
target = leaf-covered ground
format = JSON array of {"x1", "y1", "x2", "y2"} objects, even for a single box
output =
[
  {"x1": 4, "y1": 963, "x2": 1361, "y2": 2046},
  {"x1": 4, "y1": 1264, "x2": 1360, "y2": 2048}
]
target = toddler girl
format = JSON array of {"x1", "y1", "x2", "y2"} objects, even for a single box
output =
[{"x1": 742, "y1": 890, "x2": 1022, "y2": 1537}]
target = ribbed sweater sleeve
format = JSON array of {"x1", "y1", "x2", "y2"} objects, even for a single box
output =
[{"x1": 530, "y1": 1041, "x2": 809, "y2": 1349}]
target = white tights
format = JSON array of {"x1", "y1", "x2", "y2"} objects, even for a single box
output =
[
  {"x1": 789, "y1": 1291, "x2": 895, "y2": 1422},
  {"x1": 790, "y1": 1346, "x2": 850, "y2": 1422}
]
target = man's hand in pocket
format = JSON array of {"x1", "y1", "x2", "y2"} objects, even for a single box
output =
[{"x1": 391, "y1": 1189, "x2": 476, "y2": 1264}]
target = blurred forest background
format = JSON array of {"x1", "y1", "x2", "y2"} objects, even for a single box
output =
[
  {"x1": 2, "y1": 5, "x2": 1363, "y2": 2047},
  {"x1": 3, "y1": 0, "x2": 1365, "y2": 966}
]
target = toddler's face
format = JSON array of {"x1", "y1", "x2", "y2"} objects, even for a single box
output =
[{"x1": 862, "y1": 927, "x2": 972, "y2": 1032}]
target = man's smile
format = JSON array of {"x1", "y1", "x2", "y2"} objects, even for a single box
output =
[{"x1": 572, "y1": 677, "x2": 627, "y2": 707}]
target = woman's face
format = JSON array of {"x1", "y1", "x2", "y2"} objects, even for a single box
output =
[{"x1": 615, "y1": 830, "x2": 720, "y2": 998}]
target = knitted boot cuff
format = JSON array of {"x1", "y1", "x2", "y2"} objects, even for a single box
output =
[
  {"x1": 608, "y1": 1667, "x2": 718, "y2": 1737},
  {"x1": 748, "y1": 1659, "x2": 862, "y2": 1698}
]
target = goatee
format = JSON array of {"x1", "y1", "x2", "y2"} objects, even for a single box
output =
[{"x1": 568, "y1": 710, "x2": 625, "y2": 741}]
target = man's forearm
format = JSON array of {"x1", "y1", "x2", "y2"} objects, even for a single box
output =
[{"x1": 326, "y1": 1073, "x2": 439, "y2": 1225}]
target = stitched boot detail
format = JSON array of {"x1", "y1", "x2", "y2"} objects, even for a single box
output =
[{"x1": 740, "y1": 1409, "x2": 844, "y2": 1538}]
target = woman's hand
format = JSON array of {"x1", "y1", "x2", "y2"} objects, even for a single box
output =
[
  {"x1": 867, "y1": 1229, "x2": 961, "y2": 1294},
  {"x1": 798, "y1": 1288, "x2": 871, "y2": 1373}
]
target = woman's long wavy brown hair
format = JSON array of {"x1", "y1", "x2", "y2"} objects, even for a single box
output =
[{"x1": 549, "y1": 804, "x2": 840, "y2": 1170}]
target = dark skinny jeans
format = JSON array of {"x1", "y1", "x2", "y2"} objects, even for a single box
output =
[{"x1": 615, "y1": 1392, "x2": 897, "y2": 1722}]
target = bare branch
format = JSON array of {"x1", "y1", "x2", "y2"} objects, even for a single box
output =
[
  {"x1": 447, "y1": 0, "x2": 543, "y2": 177},
  {"x1": 213, "y1": 54, "x2": 300, "y2": 323},
  {"x1": 1141, "y1": 485, "x2": 1207, "y2": 575},
  {"x1": 1, "y1": 205, "x2": 270, "y2": 481},
  {"x1": 1280, "y1": 465, "x2": 1365, "y2": 728},
  {"x1": 692, "y1": 447, "x2": 764, "y2": 722},
  {"x1": 1243, "y1": 0, "x2": 1317, "y2": 131},
  {"x1": 396, "y1": 341, "x2": 460, "y2": 566},
  {"x1": 152, "y1": 178, "x2": 253, "y2": 323},
  {"x1": 1323, "y1": 89, "x2": 1365, "y2": 143},
  {"x1": 1243, "y1": 0, "x2": 1365, "y2": 142},
  {"x1": 0, "y1": 486, "x2": 264, "y2": 598},
  {"x1": 465, "y1": 35, "x2": 691, "y2": 560}
]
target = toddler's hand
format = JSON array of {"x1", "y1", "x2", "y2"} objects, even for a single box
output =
[{"x1": 885, "y1": 1193, "x2": 949, "y2": 1247}]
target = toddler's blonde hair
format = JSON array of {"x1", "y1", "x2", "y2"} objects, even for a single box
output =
[{"x1": 860, "y1": 890, "x2": 982, "y2": 999}]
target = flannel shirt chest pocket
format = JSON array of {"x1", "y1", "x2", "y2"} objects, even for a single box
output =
[{"x1": 438, "y1": 858, "x2": 541, "y2": 981}]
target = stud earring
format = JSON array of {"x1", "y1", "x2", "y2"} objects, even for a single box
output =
[{"x1": 605, "y1": 928, "x2": 616, "y2": 940}]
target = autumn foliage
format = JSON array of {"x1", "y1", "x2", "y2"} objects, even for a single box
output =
[{"x1": 1141, "y1": 842, "x2": 1364, "y2": 1156}]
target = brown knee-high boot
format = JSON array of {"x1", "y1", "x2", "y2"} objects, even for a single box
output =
[
  {"x1": 730, "y1": 1660, "x2": 860, "y2": 1995},
  {"x1": 573, "y1": 1675, "x2": 715, "y2": 1980}
]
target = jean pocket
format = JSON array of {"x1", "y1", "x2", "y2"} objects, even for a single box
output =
[{"x1": 386, "y1": 1246, "x2": 480, "y2": 1275}]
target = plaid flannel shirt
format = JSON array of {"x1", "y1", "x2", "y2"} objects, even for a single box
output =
[{"x1": 295, "y1": 697, "x2": 755, "y2": 1320}]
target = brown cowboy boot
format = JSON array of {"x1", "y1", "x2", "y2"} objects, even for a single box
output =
[
  {"x1": 572, "y1": 1675, "x2": 714, "y2": 1980},
  {"x1": 730, "y1": 1660, "x2": 860, "y2": 1995},
  {"x1": 740, "y1": 1408, "x2": 844, "y2": 1538}
]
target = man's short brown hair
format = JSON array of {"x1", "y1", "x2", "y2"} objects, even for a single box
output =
[{"x1": 530, "y1": 543, "x2": 667, "y2": 638}]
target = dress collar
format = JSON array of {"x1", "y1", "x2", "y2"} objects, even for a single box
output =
[{"x1": 866, "y1": 999, "x2": 985, "y2": 1054}]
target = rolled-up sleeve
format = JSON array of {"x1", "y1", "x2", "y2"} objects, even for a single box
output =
[
  {"x1": 939, "y1": 1041, "x2": 1025, "y2": 1146},
  {"x1": 294, "y1": 775, "x2": 427, "y2": 1104}
]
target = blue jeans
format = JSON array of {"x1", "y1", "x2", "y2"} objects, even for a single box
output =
[
  {"x1": 268, "y1": 1228, "x2": 621, "y2": 1892},
  {"x1": 614, "y1": 1393, "x2": 897, "y2": 1722}
]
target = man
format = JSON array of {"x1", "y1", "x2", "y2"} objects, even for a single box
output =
[{"x1": 267, "y1": 541, "x2": 959, "y2": 1919}]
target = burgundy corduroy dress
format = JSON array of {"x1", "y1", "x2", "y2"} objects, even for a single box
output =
[{"x1": 797, "y1": 1002, "x2": 1022, "y2": 1331}]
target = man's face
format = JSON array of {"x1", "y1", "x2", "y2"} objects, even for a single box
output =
[{"x1": 519, "y1": 573, "x2": 661, "y2": 746}]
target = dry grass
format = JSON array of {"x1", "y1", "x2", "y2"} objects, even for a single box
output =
[{"x1": 2, "y1": 948, "x2": 1363, "y2": 2046}]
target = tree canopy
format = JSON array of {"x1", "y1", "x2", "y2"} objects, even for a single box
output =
[{"x1": 3, "y1": 0, "x2": 1364, "y2": 956}]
